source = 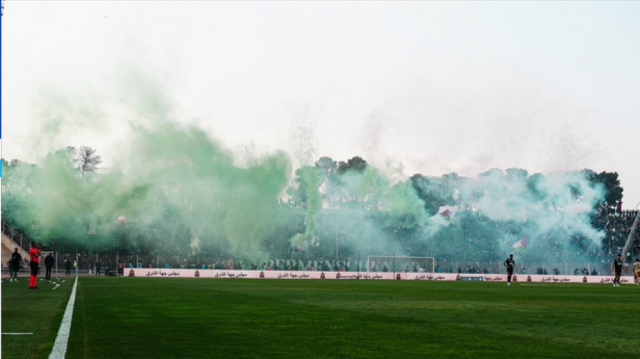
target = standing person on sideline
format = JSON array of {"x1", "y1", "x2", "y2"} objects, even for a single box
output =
[
  {"x1": 612, "y1": 254, "x2": 623, "y2": 287},
  {"x1": 44, "y1": 253, "x2": 55, "y2": 281},
  {"x1": 10, "y1": 248, "x2": 22, "y2": 282},
  {"x1": 29, "y1": 241, "x2": 41, "y2": 289},
  {"x1": 87, "y1": 261, "x2": 93, "y2": 275},
  {"x1": 7, "y1": 260, "x2": 14, "y2": 280},
  {"x1": 503, "y1": 254, "x2": 515, "y2": 287},
  {"x1": 633, "y1": 258, "x2": 640, "y2": 285},
  {"x1": 73, "y1": 259, "x2": 77, "y2": 276},
  {"x1": 65, "y1": 257, "x2": 72, "y2": 276},
  {"x1": 96, "y1": 261, "x2": 101, "y2": 276}
]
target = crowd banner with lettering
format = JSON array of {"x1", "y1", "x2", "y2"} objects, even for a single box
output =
[{"x1": 126, "y1": 269, "x2": 636, "y2": 284}]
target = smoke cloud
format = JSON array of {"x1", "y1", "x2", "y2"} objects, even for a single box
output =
[{"x1": 1, "y1": 70, "x2": 611, "y2": 268}]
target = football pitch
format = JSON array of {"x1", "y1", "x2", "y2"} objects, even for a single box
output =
[{"x1": 2, "y1": 277, "x2": 639, "y2": 358}]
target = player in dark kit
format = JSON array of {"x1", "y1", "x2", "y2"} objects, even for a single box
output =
[
  {"x1": 44, "y1": 253, "x2": 55, "y2": 281},
  {"x1": 10, "y1": 248, "x2": 22, "y2": 282},
  {"x1": 611, "y1": 254, "x2": 623, "y2": 287},
  {"x1": 503, "y1": 254, "x2": 515, "y2": 287},
  {"x1": 29, "y1": 241, "x2": 41, "y2": 289}
]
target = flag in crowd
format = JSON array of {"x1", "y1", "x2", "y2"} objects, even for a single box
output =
[{"x1": 512, "y1": 237, "x2": 527, "y2": 254}]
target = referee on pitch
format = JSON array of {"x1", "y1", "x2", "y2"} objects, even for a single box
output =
[{"x1": 29, "y1": 241, "x2": 41, "y2": 289}]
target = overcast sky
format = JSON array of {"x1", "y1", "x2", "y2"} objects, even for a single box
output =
[{"x1": 3, "y1": 2, "x2": 640, "y2": 206}]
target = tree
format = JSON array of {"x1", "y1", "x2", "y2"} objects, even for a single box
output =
[
  {"x1": 410, "y1": 174, "x2": 446, "y2": 215},
  {"x1": 315, "y1": 157, "x2": 338, "y2": 208},
  {"x1": 288, "y1": 166, "x2": 320, "y2": 208},
  {"x1": 315, "y1": 157, "x2": 337, "y2": 176},
  {"x1": 584, "y1": 170, "x2": 623, "y2": 208},
  {"x1": 347, "y1": 156, "x2": 367, "y2": 171},
  {"x1": 43, "y1": 147, "x2": 76, "y2": 175},
  {"x1": 76, "y1": 146, "x2": 102, "y2": 182},
  {"x1": 337, "y1": 156, "x2": 368, "y2": 174}
]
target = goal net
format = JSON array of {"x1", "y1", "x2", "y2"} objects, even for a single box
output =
[{"x1": 367, "y1": 256, "x2": 435, "y2": 277}]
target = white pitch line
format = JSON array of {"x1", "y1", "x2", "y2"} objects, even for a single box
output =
[
  {"x1": 49, "y1": 276, "x2": 78, "y2": 359},
  {"x1": 2, "y1": 333, "x2": 33, "y2": 335}
]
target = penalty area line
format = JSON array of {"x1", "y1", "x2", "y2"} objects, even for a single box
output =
[{"x1": 49, "y1": 276, "x2": 78, "y2": 359}]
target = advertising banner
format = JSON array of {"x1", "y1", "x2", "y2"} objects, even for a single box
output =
[{"x1": 125, "y1": 268, "x2": 636, "y2": 284}]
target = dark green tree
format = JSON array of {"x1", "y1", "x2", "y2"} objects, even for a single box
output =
[{"x1": 583, "y1": 170, "x2": 623, "y2": 208}]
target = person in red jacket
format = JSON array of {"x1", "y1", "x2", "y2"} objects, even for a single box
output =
[{"x1": 29, "y1": 241, "x2": 41, "y2": 289}]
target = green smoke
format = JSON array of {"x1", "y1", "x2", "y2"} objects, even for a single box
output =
[
  {"x1": 290, "y1": 166, "x2": 321, "y2": 248},
  {"x1": 1, "y1": 68, "x2": 623, "y2": 269},
  {"x1": 3, "y1": 123, "x2": 291, "y2": 261}
]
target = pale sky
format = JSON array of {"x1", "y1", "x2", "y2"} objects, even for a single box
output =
[{"x1": 3, "y1": 2, "x2": 640, "y2": 206}]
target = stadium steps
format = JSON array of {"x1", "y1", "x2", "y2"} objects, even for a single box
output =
[{"x1": 1, "y1": 221, "x2": 31, "y2": 271}]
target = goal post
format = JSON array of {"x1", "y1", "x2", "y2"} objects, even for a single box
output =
[{"x1": 367, "y1": 255, "x2": 435, "y2": 278}]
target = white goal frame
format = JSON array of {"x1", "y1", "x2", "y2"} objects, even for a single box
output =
[{"x1": 366, "y1": 255, "x2": 435, "y2": 278}]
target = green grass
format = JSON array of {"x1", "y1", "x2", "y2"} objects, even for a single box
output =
[
  {"x1": 70, "y1": 278, "x2": 640, "y2": 359},
  {"x1": 1, "y1": 276, "x2": 75, "y2": 359},
  {"x1": 5, "y1": 277, "x2": 640, "y2": 358}
]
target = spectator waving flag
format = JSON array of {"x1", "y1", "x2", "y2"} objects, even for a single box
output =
[
  {"x1": 512, "y1": 237, "x2": 527, "y2": 253},
  {"x1": 432, "y1": 206, "x2": 458, "y2": 227}
]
